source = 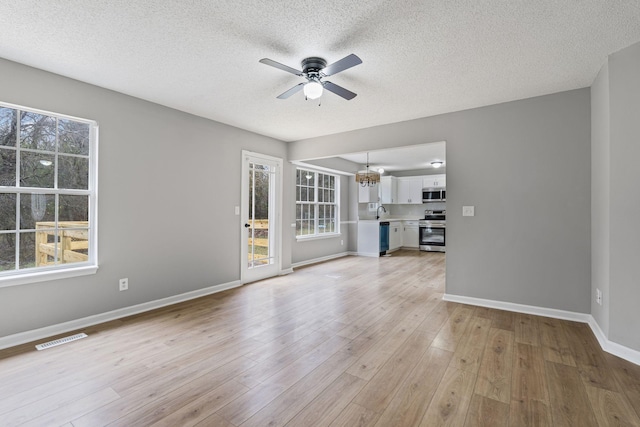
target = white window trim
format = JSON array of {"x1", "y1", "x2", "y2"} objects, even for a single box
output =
[
  {"x1": 295, "y1": 168, "x2": 340, "y2": 239},
  {"x1": 0, "y1": 101, "x2": 99, "y2": 287},
  {"x1": 296, "y1": 233, "x2": 342, "y2": 242}
]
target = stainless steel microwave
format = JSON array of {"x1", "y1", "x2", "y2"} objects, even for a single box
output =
[{"x1": 422, "y1": 188, "x2": 446, "y2": 202}]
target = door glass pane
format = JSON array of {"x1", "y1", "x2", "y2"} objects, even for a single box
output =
[
  {"x1": 247, "y1": 168, "x2": 254, "y2": 267},
  {"x1": 247, "y1": 162, "x2": 272, "y2": 269},
  {"x1": 253, "y1": 169, "x2": 269, "y2": 264}
]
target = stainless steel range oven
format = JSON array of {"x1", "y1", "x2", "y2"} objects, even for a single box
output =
[{"x1": 419, "y1": 210, "x2": 445, "y2": 252}]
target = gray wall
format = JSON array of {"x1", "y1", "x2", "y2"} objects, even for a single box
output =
[
  {"x1": 608, "y1": 42, "x2": 640, "y2": 350},
  {"x1": 290, "y1": 89, "x2": 592, "y2": 313},
  {"x1": 591, "y1": 63, "x2": 610, "y2": 335},
  {"x1": 0, "y1": 58, "x2": 290, "y2": 337}
]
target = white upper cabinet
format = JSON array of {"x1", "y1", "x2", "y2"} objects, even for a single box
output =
[
  {"x1": 397, "y1": 177, "x2": 423, "y2": 204},
  {"x1": 358, "y1": 183, "x2": 378, "y2": 203},
  {"x1": 380, "y1": 176, "x2": 398, "y2": 204},
  {"x1": 423, "y1": 174, "x2": 446, "y2": 188}
]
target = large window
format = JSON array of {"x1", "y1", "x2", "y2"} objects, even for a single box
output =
[
  {"x1": 0, "y1": 102, "x2": 98, "y2": 286},
  {"x1": 296, "y1": 168, "x2": 339, "y2": 238}
]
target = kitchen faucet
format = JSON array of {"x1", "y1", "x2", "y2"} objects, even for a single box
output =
[{"x1": 376, "y1": 205, "x2": 387, "y2": 220}]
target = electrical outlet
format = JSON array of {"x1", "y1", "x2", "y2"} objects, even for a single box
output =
[
  {"x1": 463, "y1": 206, "x2": 475, "y2": 217},
  {"x1": 596, "y1": 288, "x2": 602, "y2": 305},
  {"x1": 119, "y1": 278, "x2": 129, "y2": 291}
]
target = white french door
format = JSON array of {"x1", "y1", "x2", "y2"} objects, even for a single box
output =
[{"x1": 241, "y1": 151, "x2": 282, "y2": 283}]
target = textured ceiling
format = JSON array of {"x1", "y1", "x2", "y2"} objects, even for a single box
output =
[
  {"x1": 338, "y1": 142, "x2": 446, "y2": 172},
  {"x1": 0, "y1": 1, "x2": 639, "y2": 142}
]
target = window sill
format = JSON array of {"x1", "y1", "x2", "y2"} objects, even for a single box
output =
[
  {"x1": 0, "y1": 265, "x2": 99, "y2": 288},
  {"x1": 296, "y1": 233, "x2": 342, "y2": 242}
]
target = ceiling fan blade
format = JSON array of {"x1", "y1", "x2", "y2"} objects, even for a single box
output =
[
  {"x1": 259, "y1": 58, "x2": 303, "y2": 76},
  {"x1": 322, "y1": 54, "x2": 362, "y2": 76},
  {"x1": 277, "y1": 82, "x2": 305, "y2": 99},
  {"x1": 323, "y1": 81, "x2": 357, "y2": 100}
]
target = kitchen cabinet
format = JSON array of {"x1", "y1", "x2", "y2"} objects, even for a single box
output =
[
  {"x1": 357, "y1": 220, "x2": 381, "y2": 257},
  {"x1": 397, "y1": 177, "x2": 423, "y2": 204},
  {"x1": 423, "y1": 174, "x2": 446, "y2": 188},
  {"x1": 358, "y1": 184, "x2": 378, "y2": 203},
  {"x1": 389, "y1": 221, "x2": 402, "y2": 250},
  {"x1": 380, "y1": 176, "x2": 397, "y2": 204},
  {"x1": 402, "y1": 220, "x2": 419, "y2": 248}
]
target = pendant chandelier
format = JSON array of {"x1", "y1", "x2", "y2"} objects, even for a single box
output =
[{"x1": 355, "y1": 152, "x2": 380, "y2": 187}]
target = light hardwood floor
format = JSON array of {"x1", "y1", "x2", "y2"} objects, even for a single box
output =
[{"x1": 1, "y1": 250, "x2": 640, "y2": 426}]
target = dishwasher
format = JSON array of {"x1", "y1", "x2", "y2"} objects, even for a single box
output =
[{"x1": 379, "y1": 221, "x2": 390, "y2": 256}]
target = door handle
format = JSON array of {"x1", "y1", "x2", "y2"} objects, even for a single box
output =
[{"x1": 244, "y1": 223, "x2": 251, "y2": 228}]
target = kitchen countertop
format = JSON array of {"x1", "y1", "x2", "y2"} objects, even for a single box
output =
[{"x1": 358, "y1": 218, "x2": 421, "y2": 222}]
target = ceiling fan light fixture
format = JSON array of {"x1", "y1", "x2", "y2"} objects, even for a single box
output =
[
  {"x1": 303, "y1": 80, "x2": 323, "y2": 100},
  {"x1": 431, "y1": 161, "x2": 444, "y2": 168}
]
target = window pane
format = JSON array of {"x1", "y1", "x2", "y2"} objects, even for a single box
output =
[
  {"x1": 59, "y1": 195, "x2": 89, "y2": 222},
  {"x1": 0, "y1": 233, "x2": 16, "y2": 271},
  {"x1": 58, "y1": 227, "x2": 89, "y2": 266},
  {"x1": 0, "y1": 148, "x2": 16, "y2": 186},
  {"x1": 20, "y1": 111, "x2": 56, "y2": 151},
  {"x1": 0, "y1": 193, "x2": 16, "y2": 230},
  {"x1": 58, "y1": 155, "x2": 89, "y2": 190},
  {"x1": 295, "y1": 169, "x2": 338, "y2": 237},
  {"x1": 20, "y1": 193, "x2": 55, "y2": 230},
  {"x1": 0, "y1": 107, "x2": 17, "y2": 147},
  {"x1": 303, "y1": 171, "x2": 314, "y2": 184},
  {"x1": 308, "y1": 184, "x2": 315, "y2": 202},
  {"x1": 58, "y1": 119, "x2": 90, "y2": 155},
  {"x1": 20, "y1": 151, "x2": 55, "y2": 188},
  {"x1": 19, "y1": 232, "x2": 43, "y2": 269}
]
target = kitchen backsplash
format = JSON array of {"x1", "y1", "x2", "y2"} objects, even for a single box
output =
[{"x1": 358, "y1": 202, "x2": 446, "y2": 219}]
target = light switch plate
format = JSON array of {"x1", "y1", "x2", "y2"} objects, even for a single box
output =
[
  {"x1": 234, "y1": 206, "x2": 240, "y2": 215},
  {"x1": 463, "y1": 206, "x2": 475, "y2": 217}
]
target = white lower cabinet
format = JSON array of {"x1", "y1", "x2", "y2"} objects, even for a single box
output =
[
  {"x1": 402, "y1": 220, "x2": 419, "y2": 248},
  {"x1": 389, "y1": 221, "x2": 402, "y2": 250}
]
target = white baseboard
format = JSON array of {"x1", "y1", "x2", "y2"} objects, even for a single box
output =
[
  {"x1": 356, "y1": 252, "x2": 379, "y2": 258},
  {"x1": 443, "y1": 293, "x2": 640, "y2": 366},
  {"x1": 442, "y1": 294, "x2": 591, "y2": 322},
  {"x1": 588, "y1": 317, "x2": 640, "y2": 366},
  {"x1": 279, "y1": 268, "x2": 294, "y2": 276},
  {"x1": 291, "y1": 252, "x2": 351, "y2": 269},
  {"x1": 0, "y1": 279, "x2": 242, "y2": 351}
]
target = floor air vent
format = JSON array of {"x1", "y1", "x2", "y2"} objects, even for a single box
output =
[{"x1": 35, "y1": 333, "x2": 88, "y2": 351}]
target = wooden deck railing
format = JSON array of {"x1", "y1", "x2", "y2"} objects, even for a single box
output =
[{"x1": 35, "y1": 221, "x2": 89, "y2": 266}]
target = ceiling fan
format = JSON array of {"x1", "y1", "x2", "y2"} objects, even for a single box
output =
[{"x1": 259, "y1": 54, "x2": 362, "y2": 101}]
